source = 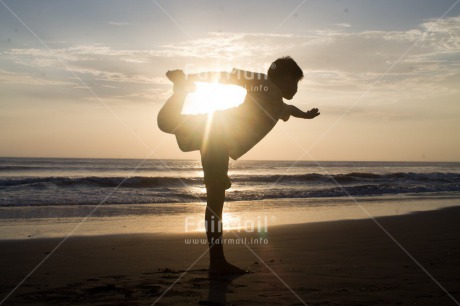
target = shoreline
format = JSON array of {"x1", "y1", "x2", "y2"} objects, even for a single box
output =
[
  {"x1": 1, "y1": 206, "x2": 460, "y2": 304},
  {"x1": 1, "y1": 193, "x2": 460, "y2": 240}
]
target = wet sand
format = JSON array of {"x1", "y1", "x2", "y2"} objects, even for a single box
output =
[{"x1": 1, "y1": 206, "x2": 460, "y2": 305}]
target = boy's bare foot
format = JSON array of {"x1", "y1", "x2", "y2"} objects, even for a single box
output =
[
  {"x1": 209, "y1": 261, "x2": 249, "y2": 275},
  {"x1": 166, "y1": 69, "x2": 195, "y2": 92},
  {"x1": 166, "y1": 69, "x2": 185, "y2": 84}
]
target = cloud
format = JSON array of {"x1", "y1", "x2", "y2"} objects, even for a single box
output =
[
  {"x1": 334, "y1": 23, "x2": 351, "y2": 28},
  {"x1": 0, "y1": 69, "x2": 76, "y2": 87},
  {"x1": 108, "y1": 21, "x2": 130, "y2": 26},
  {"x1": 1, "y1": 46, "x2": 173, "y2": 103},
  {"x1": 157, "y1": 32, "x2": 298, "y2": 60},
  {"x1": 293, "y1": 16, "x2": 460, "y2": 100},
  {"x1": 2, "y1": 15, "x2": 459, "y2": 105}
]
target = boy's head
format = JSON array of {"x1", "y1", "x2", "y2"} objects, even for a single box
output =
[{"x1": 267, "y1": 56, "x2": 303, "y2": 100}]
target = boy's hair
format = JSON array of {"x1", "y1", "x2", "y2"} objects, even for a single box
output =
[{"x1": 267, "y1": 56, "x2": 304, "y2": 82}]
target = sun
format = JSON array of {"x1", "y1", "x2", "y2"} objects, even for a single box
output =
[{"x1": 182, "y1": 82, "x2": 247, "y2": 114}]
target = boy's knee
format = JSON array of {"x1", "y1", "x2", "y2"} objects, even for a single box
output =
[
  {"x1": 157, "y1": 116, "x2": 173, "y2": 133},
  {"x1": 157, "y1": 111, "x2": 178, "y2": 134}
]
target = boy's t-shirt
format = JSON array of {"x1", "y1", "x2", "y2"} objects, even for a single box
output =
[{"x1": 175, "y1": 69, "x2": 287, "y2": 160}]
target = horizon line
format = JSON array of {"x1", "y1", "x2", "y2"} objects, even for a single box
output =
[{"x1": 0, "y1": 156, "x2": 459, "y2": 163}]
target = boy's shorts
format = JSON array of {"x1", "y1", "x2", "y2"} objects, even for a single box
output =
[{"x1": 175, "y1": 114, "x2": 231, "y2": 190}]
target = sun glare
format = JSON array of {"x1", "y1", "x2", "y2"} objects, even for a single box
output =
[{"x1": 182, "y1": 82, "x2": 247, "y2": 114}]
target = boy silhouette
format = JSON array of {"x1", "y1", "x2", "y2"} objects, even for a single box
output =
[{"x1": 158, "y1": 56, "x2": 320, "y2": 274}]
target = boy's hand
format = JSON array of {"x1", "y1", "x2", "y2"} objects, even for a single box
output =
[
  {"x1": 282, "y1": 105, "x2": 320, "y2": 121},
  {"x1": 304, "y1": 108, "x2": 320, "y2": 119}
]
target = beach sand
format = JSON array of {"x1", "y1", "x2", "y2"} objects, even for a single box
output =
[{"x1": 1, "y1": 206, "x2": 460, "y2": 305}]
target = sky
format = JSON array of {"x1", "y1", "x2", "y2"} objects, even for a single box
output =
[{"x1": 1, "y1": 0, "x2": 459, "y2": 161}]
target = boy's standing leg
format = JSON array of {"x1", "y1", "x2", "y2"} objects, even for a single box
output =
[
  {"x1": 202, "y1": 126, "x2": 246, "y2": 275},
  {"x1": 201, "y1": 138, "x2": 227, "y2": 271}
]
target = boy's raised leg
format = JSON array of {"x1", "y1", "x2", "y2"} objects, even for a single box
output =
[{"x1": 157, "y1": 70, "x2": 192, "y2": 134}]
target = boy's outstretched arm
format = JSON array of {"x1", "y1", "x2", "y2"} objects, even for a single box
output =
[{"x1": 280, "y1": 104, "x2": 320, "y2": 122}]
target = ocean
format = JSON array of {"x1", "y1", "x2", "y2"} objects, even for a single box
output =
[
  {"x1": 1, "y1": 157, "x2": 460, "y2": 206},
  {"x1": 1, "y1": 157, "x2": 460, "y2": 238}
]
